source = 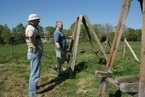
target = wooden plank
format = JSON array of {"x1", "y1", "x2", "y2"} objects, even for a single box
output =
[
  {"x1": 68, "y1": 21, "x2": 78, "y2": 52},
  {"x1": 106, "y1": 0, "x2": 131, "y2": 71},
  {"x1": 83, "y1": 16, "x2": 108, "y2": 61},
  {"x1": 116, "y1": 75, "x2": 139, "y2": 83},
  {"x1": 104, "y1": 78, "x2": 138, "y2": 93},
  {"x1": 70, "y1": 16, "x2": 83, "y2": 71},
  {"x1": 66, "y1": 21, "x2": 78, "y2": 63},
  {"x1": 120, "y1": 82, "x2": 138, "y2": 93},
  {"x1": 124, "y1": 38, "x2": 140, "y2": 62},
  {"x1": 96, "y1": 70, "x2": 112, "y2": 78},
  {"x1": 139, "y1": 0, "x2": 145, "y2": 97},
  {"x1": 106, "y1": 78, "x2": 138, "y2": 93}
]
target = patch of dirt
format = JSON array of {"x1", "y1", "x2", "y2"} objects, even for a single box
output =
[
  {"x1": 0, "y1": 64, "x2": 27, "y2": 97},
  {"x1": 76, "y1": 79, "x2": 93, "y2": 95},
  {"x1": 0, "y1": 63, "x2": 75, "y2": 97}
]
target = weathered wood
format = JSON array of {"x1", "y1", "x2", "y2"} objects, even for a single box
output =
[
  {"x1": 139, "y1": 0, "x2": 145, "y2": 97},
  {"x1": 107, "y1": 78, "x2": 119, "y2": 88},
  {"x1": 68, "y1": 21, "x2": 78, "y2": 52},
  {"x1": 106, "y1": 0, "x2": 131, "y2": 71},
  {"x1": 70, "y1": 16, "x2": 82, "y2": 71},
  {"x1": 106, "y1": 78, "x2": 139, "y2": 94},
  {"x1": 120, "y1": 82, "x2": 138, "y2": 93},
  {"x1": 66, "y1": 22, "x2": 78, "y2": 63},
  {"x1": 97, "y1": 0, "x2": 132, "y2": 97},
  {"x1": 69, "y1": 16, "x2": 108, "y2": 71},
  {"x1": 124, "y1": 38, "x2": 140, "y2": 62},
  {"x1": 96, "y1": 70, "x2": 112, "y2": 78},
  {"x1": 97, "y1": 78, "x2": 108, "y2": 97},
  {"x1": 105, "y1": 77, "x2": 139, "y2": 93},
  {"x1": 116, "y1": 75, "x2": 139, "y2": 83}
]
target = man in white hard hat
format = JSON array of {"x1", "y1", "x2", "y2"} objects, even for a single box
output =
[
  {"x1": 25, "y1": 14, "x2": 43, "y2": 97},
  {"x1": 53, "y1": 21, "x2": 67, "y2": 75}
]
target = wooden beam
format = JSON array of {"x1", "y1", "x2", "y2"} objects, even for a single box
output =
[
  {"x1": 106, "y1": 0, "x2": 131, "y2": 71},
  {"x1": 116, "y1": 75, "x2": 139, "y2": 83},
  {"x1": 97, "y1": 0, "x2": 132, "y2": 97},
  {"x1": 120, "y1": 82, "x2": 138, "y2": 93},
  {"x1": 97, "y1": 78, "x2": 108, "y2": 97},
  {"x1": 124, "y1": 38, "x2": 140, "y2": 62},
  {"x1": 96, "y1": 70, "x2": 112, "y2": 78},
  {"x1": 70, "y1": 16, "x2": 82, "y2": 71},
  {"x1": 139, "y1": 0, "x2": 145, "y2": 97},
  {"x1": 68, "y1": 21, "x2": 78, "y2": 52}
]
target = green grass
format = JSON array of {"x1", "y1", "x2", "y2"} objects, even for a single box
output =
[{"x1": 0, "y1": 41, "x2": 140, "y2": 97}]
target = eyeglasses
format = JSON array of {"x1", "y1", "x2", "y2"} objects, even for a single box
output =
[
  {"x1": 34, "y1": 19, "x2": 40, "y2": 22},
  {"x1": 37, "y1": 20, "x2": 40, "y2": 22}
]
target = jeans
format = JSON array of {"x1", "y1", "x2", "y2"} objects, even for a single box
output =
[{"x1": 27, "y1": 50, "x2": 42, "y2": 97}]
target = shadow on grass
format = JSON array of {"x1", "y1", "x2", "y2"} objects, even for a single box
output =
[
  {"x1": 109, "y1": 89, "x2": 138, "y2": 97},
  {"x1": 109, "y1": 90, "x2": 122, "y2": 97},
  {"x1": 37, "y1": 62, "x2": 87, "y2": 94}
]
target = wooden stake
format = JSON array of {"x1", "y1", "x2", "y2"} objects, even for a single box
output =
[
  {"x1": 106, "y1": 0, "x2": 131, "y2": 71},
  {"x1": 70, "y1": 16, "x2": 82, "y2": 71},
  {"x1": 97, "y1": 0, "x2": 132, "y2": 96},
  {"x1": 124, "y1": 38, "x2": 140, "y2": 62},
  {"x1": 139, "y1": 0, "x2": 145, "y2": 97}
]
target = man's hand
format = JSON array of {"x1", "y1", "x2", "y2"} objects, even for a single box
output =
[{"x1": 55, "y1": 42, "x2": 60, "y2": 49}]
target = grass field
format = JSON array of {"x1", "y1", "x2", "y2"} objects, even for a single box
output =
[{"x1": 0, "y1": 41, "x2": 140, "y2": 97}]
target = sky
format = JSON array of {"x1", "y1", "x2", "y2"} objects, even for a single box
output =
[{"x1": 0, "y1": 0, "x2": 142, "y2": 29}]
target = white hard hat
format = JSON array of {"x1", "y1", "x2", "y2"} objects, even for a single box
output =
[{"x1": 28, "y1": 14, "x2": 40, "y2": 21}]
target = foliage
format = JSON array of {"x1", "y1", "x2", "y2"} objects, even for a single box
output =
[{"x1": 0, "y1": 24, "x2": 12, "y2": 44}]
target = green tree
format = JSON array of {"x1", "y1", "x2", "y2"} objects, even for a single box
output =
[
  {"x1": 12, "y1": 23, "x2": 25, "y2": 44},
  {"x1": 125, "y1": 28, "x2": 140, "y2": 41},
  {"x1": 0, "y1": 24, "x2": 11, "y2": 44},
  {"x1": 45, "y1": 26, "x2": 55, "y2": 38}
]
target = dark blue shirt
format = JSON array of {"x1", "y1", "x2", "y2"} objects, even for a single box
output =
[{"x1": 54, "y1": 31, "x2": 66, "y2": 50}]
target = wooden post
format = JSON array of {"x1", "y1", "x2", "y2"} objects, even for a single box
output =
[
  {"x1": 124, "y1": 38, "x2": 140, "y2": 62},
  {"x1": 106, "y1": 0, "x2": 131, "y2": 71},
  {"x1": 70, "y1": 16, "x2": 82, "y2": 71},
  {"x1": 69, "y1": 21, "x2": 78, "y2": 52},
  {"x1": 139, "y1": 0, "x2": 145, "y2": 97},
  {"x1": 97, "y1": 78, "x2": 108, "y2": 97},
  {"x1": 97, "y1": 0, "x2": 132, "y2": 96}
]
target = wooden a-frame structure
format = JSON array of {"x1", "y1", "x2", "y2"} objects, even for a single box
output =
[
  {"x1": 96, "y1": 0, "x2": 145, "y2": 97},
  {"x1": 67, "y1": 15, "x2": 108, "y2": 71}
]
